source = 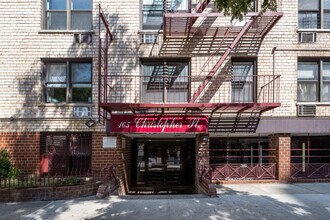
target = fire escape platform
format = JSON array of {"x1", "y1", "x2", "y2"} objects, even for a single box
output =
[
  {"x1": 164, "y1": 12, "x2": 283, "y2": 39},
  {"x1": 100, "y1": 102, "x2": 280, "y2": 114}
]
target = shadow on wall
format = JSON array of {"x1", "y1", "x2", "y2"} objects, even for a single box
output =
[
  {"x1": 2, "y1": 6, "x2": 139, "y2": 176},
  {"x1": 196, "y1": 61, "x2": 232, "y2": 103},
  {"x1": 99, "y1": 12, "x2": 139, "y2": 104}
]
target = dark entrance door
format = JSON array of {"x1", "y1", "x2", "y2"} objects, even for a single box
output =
[{"x1": 132, "y1": 139, "x2": 195, "y2": 193}]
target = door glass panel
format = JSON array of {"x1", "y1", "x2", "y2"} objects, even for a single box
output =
[
  {"x1": 135, "y1": 140, "x2": 194, "y2": 188},
  {"x1": 137, "y1": 143, "x2": 145, "y2": 184},
  {"x1": 147, "y1": 144, "x2": 164, "y2": 185},
  {"x1": 166, "y1": 145, "x2": 181, "y2": 185},
  {"x1": 166, "y1": 146, "x2": 181, "y2": 169}
]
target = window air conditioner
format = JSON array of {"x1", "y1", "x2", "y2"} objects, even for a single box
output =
[
  {"x1": 74, "y1": 33, "x2": 92, "y2": 44},
  {"x1": 141, "y1": 34, "x2": 157, "y2": 44},
  {"x1": 73, "y1": 107, "x2": 92, "y2": 117},
  {"x1": 297, "y1": 105, "x2": 316, "y2": 117},
  {"x1": 298, "y1": 32, "x2": 316, "y2": 43}
]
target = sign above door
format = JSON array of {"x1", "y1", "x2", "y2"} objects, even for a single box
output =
[{"x1": 109, "y1": 114, "x2": 208, "y2": 133}]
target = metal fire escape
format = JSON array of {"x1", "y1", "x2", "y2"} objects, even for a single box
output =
[
  {"x1": 98, "y1": 5, "x2": 113, "y2": 125},
  {"x1": 98, "y1": 1, "x2": 283, "y2": 132}
]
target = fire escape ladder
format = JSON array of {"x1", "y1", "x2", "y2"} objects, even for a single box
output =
[
  {"x1": 190, "y1": 17, "x2": 256, "y2": 103},
  {"x1": 98, "y1": 4, "x2": 113, "y2": 125},
  {"x1": 163, "y1": 0, "x2": 211, "y2": 39},
  {"x1": 199, "y1": 27, "x2": 230, "y2": 76},
  {"x1": 194, "y1": 0, "x2": 211, "y2": 13},
  {"x1": 186, "y1": 0, "x2": 211, "y2": 38},
  {"x1": 192, "y1": 0, "x2": 211, "y2": 22}
]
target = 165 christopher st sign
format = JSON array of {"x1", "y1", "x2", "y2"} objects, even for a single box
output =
[{"x1": 109, "y1": 115, "x2": 208, "y2": 133}]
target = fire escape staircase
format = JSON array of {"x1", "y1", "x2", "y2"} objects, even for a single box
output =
[
  {"x1": 98, "y1": 2, "x2": 283, "y2": 132},
  {"x1": 189, "y1": 18, "x2": 255, "y2": 103}
]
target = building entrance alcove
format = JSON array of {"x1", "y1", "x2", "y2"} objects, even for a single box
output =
[{"x1": 131, "y1": 139, "x2": 195, "y2": 194}]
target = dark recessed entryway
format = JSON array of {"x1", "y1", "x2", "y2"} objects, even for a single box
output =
[{"x1": 131, "y1": 139, "x2": 195, "y2": 194}]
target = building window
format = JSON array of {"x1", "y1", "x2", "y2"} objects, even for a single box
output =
[
  {"x1": 45, "y1": 0, "x2": 92, "y2": 30},
  {"x1": 40, "y1": 132, "x2": 92, "y2": 176},
  {"x1": 297, "y1": 60, "x2": 330, "y2": 102},
  {"x1": 141, "y1": 60, "x2": 189, "y2": 103},
  {"x1": 44, "y1": 61, "x2": 92, "y2": 103},
  {"x1": 248, "y1": 0, "x2": 257, "y2": 12},
  {"x1": 210, "y1": 138, "x2": 270, "y2": 165},
  {"x1": 291, "y1": 136, "x2": 330, "y2": 179},
  {"x1": 298, "y1": 0, "x2": 330, "y2": 29},
  {"x1": 142, "y1": 0, "x2": 190, "y2": 30},
  {"x1": 231, "y1": 61, "x2": 255, "y2": 103}
]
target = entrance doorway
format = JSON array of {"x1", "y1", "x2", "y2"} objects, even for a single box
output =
[{"x1": 131, "y1": 139, "x2": 195, "y2": 193}]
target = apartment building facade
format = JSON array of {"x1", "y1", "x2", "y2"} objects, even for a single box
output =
[{"x1": 0, "y1": 0, "x2": 329, "y2": 194}]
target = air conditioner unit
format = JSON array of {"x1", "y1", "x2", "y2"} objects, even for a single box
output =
[
  {"x1": 141, "y1": 34, "x2": 157, "y2": 44},
  {"x1": 74, "y1": 33, "x2": 92, "y2": 44},
  {"x1": 299, "y1": 32, "x2": 316, "y2": 43},
  {"x1": 297, "y1": 105, "x2": 316, "y2": 117},
  {"x1": 73, "y1": 107, "x2": 92, "y2": 117}
]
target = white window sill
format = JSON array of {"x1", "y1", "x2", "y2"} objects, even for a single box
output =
[
  {"x1": 38, "y1": 103, "x2": 94, "y2": 107},
  {"x1": 38, "y1": 30, "x2": 95, "y2": 34},
  {"x1": 296, "y1": 102, "x2": 330, "y2": 106},
  {"x1": 297, "y1": 29, "x2": 330, "y2": 33},
  {"x1": 138, "y1": 30, "x2": 163, "y2": 34}
]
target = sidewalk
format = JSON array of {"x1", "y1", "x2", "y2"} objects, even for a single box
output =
[{"x1": 1, "y1": 183, "x2": 329, "y2": 220}]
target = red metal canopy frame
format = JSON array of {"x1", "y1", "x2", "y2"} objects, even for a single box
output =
[{"x1": 99, "y1": 102, "x2": 280, "y2": 115}]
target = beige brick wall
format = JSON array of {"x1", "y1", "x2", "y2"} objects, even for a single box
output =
[
  {"x1": 1, "y1": 0, "x2": 330, "y2": 132},
  {"x1": 0, "y1": 0, "x2": 140, "y2": 132}
]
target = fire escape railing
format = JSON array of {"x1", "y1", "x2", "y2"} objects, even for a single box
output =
[
  {"x1": 100, "y1": 74, "x2": 280, "y2": 112},
  {"x1": 98, "y1": 2, "x2": 283, "y2": 117},
  {"x1": 98, "y1": 4, "x2": 112, "y2": 124}
]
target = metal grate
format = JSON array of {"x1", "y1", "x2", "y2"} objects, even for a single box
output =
[
  {"x1": 40, "y1": 132, "x2": 92, "y2": 176},
  {"x1": 209, "y1": 137, "x2": 276, "y2": 180},
  {"x1": 298, "y1": 32, "x2": 316, "y2": 43},
  {"x1": 297, "y1": 105, "x2": 316, "y2": 117},
  {"x1": 291, "y1": 136, "x2": 330, "y2": 179}
]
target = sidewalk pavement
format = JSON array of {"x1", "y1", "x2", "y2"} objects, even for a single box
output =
[{"x1": 0, "y1": 183, "x2": 329, "y2": 220}]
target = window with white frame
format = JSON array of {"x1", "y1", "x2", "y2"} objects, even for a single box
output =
[
  {"x1": 297, "y1": 60, "x2": 330, "y2": 102},
  {"x1": 298, "y1": 0, "x2": 330, "y2": 29},
  {"x1": 44, "y1": 0, "x2": 92, "y2": 30},
  {"x1": 231, "y1": 61, "x2": 255, "y2": 103},
  {"x1": 44, "y1": 61, "x2": 92, "y2": 103}
]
